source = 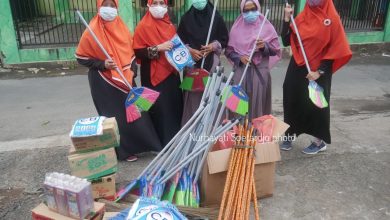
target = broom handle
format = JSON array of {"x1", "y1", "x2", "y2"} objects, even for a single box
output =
[
  {"x1": 149, "y1": 106, "x2": 209, "y2": 184},
  {"x1": 193, "y1": 71, "x2": 235, "y2": 182},
  {"x1": 157, "y1": 120, "x2": 239, "y2": 184},
  {"x1": 76, "y1": 10, "x2": 133, "y2": 89},
  {"x1": 138, "y1": 104, "x2": 206, "y2": 179},
  {"x1": 200, "y1": 0, "x2": 220, "y2": 69},
  {"x1": 158, "y1": 121, "x2": 235, "y2": 184},
  {"x1": 238, "y1": 9, "x2": 270, "y2": 86},
  {"x1": 286, "y1": 2, "x2": 312, "y2": 73}
]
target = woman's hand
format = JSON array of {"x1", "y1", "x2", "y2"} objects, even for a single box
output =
[
  {"x1": 157, "y1": 41, "x2": 174, "y2": 52},
  {"x1": 200, "y1": 43, "x2": 214, "y2": 57},
  {"x1": 240, "y1": 56, "x2": 251, "y2": 65},
  {"x1": 306, "y1": 71, "x2": 321, "y2": 81},
  {"x1": 284, "y1": 4, "x2": 293, "y2": 22},
  {"x1": 256, "y1": 39, "x2": 265, "y2": 50},
  {"x1": 190, "y1": 48, "x2": 203, "y2": 61},
  {"x1": 104, "y1": 59, "x2": 117, "y2": 70}
]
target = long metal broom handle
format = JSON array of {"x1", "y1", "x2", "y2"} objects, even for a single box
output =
[
  {"x1": 286, "y1": 2, "x2": 312, "y2": 73},
  {"x1": 76, "y1": 10, "x2": 133, "y2": 89},
  {"x1": 200, "y1": 0, "x2": 220, "y2": 69},
  {"x1": 238, "y1": 9, "x2": 270, "y2": 86}
]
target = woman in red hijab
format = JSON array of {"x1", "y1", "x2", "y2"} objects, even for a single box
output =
[
  {"x1": 76, "y1": 0, "x2": 162, "y2": 162},
  {"x1": 133, "y1": 0, "x2": 183, "y2": 146},
  {"x1": 280, "y1": 0, "x2": 352, "y2": 154}
]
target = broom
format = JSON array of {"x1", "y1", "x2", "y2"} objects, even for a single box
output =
[{"x1": 76, "y1": 10, "x2": 160, "y2": 123}]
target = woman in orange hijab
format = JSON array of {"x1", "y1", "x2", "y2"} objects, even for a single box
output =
[
  {"x1": 133, "y1": 0, "x2": 183, "y2": 146},
  {"x1": 280, "y1": 0, "x2": 352, "y2": 154},
  {"x1": 76, "y1": 0, "x2": 162, "y2": 162}
]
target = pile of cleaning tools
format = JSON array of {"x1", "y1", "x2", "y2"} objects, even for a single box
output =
[{"x1": 116, "y1": 66, "x2": 241, "y2": 208}]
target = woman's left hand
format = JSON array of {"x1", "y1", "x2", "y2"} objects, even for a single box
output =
[
  {"x1": 200, "y1": 44, "x2": 214, "y2": 57},
  {"x1": 306, "y1": 71, "x2": 321, "y2": 81},
  {"x1": 256, "y1": 39, "x2": 265, "y2": 50}
]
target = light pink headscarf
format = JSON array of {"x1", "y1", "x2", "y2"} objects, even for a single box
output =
[{"x1": 228, "y1": 0, "x2": 281, "y2": 68}]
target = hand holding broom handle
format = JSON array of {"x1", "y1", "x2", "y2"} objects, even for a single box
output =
[
  {"x1": 76, "y1": 10, "x2": 133, "y2": 89},
  {"x1": 238, "y1": 9, "x2": 270, "y2": 86},
  {"x1": 200, "y1": 0, "x2": 220, "y2": 69},
  {"x1": 285, "y1": 1, "x2": 312, "y2": 74}
]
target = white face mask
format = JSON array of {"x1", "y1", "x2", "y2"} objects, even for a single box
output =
[
  {"x1": 148, "y1": 5, "x2": 168, "y2": 19},
  {"x1": 99, "y1": 6, "x2": 118, "y2": 21}
]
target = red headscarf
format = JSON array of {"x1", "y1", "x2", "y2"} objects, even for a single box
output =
[
  {"x1": 76, "y1": 0, "x2": 134, "y2": 93},
  {"x1": 133, "y1": 0, "x2": 177, "y2": 86},
  {"x1": 290, "y1": 0, "x2": 352, "y2": 74}
]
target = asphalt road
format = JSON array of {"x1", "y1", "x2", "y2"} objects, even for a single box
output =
[{"x1": 0, "y1": 53, "x2": 389, "y2": 219}]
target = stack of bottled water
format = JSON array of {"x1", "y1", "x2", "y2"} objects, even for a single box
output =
[{"x1": 44, "y1": 172, "x2": 94, "y2": 219}]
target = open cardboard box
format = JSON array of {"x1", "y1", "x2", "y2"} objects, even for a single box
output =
[
  {"x1": 32, "y1": 202, "x2": 105, "y2": 220},
  {"x1": 200, "y1": 116, "x2": 289, "y2": 207}
]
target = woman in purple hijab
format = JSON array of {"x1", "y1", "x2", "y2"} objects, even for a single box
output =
[{"x1": 225, "y1": 0, "x2": 281, "y2": 120}]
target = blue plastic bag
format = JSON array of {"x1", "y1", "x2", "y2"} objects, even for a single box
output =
[{"x1": 165, "y1": 34, "x2": 194, "y2": 72}]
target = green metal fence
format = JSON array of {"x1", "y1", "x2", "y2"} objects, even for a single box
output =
[{"x1": 8, "y1": 0, "x2": 390, "y2": 49}]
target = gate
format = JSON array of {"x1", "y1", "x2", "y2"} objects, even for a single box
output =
[
  {"x1": 334, "y1": 0, "x2": 389, "y2": 32},
  {"x1": 132, "y1": 0, "x2": 295, "y2": 33},
  {"x1": 10, "y1": 0, "x2": 388, "y2": 50},
  {"x1": 9, "y1": 0, "x2": 96, "y2": 49}
]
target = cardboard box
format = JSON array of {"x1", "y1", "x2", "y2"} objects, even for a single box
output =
[
  {"x1": 71, "y1": 117, "x2": 120, "y2": 153},
  {"x1": 91, "y1": 174, "x2": 116, "y2": 200},
  {"x1": 32, "y1": 202, "x2": 105, "y2": 220},
  {"x1": 68, "y1": 147, "x2": 118, "y2": 180},
  {"x1": 103, "y1": 212, "x2": 119, "y2": 219},
  {"x1": 200, "y1": 117, "x2": 289, "y2": 206}
]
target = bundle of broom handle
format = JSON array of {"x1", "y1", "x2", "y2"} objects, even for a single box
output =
[
  {"x1": 220, "y1": 124, "x2": 244, "y2": 219},
  {"x1": 218, "y1": 119, "x2": 260, "y2": 220}
]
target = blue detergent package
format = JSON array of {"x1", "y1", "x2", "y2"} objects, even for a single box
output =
[
  {"x1": 165, "y1": 34, "x2": 194, "y2": 72},
  {"x1": 124, "y1": 197, "x2": 187, "y2": 220},
  {"x1": 69, "y1": 116, "x2": 106, "y2": 137}
]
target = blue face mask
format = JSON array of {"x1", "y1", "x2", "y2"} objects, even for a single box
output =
[
  {"x1": 243, "y1": 11, "x2": 260, "y2": 24},
  {"x1": 192, "y1": 0, "x2": 207, "y2": 10}
]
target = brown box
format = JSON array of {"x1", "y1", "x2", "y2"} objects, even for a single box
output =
[
  {"x1": 200, "y1": 117, "x2": 289, "y2": 207},
  {"x1": 103, "y1": 212, "x2": 119, "y2": 219},
  {"x1": 91, "y1": 174, "x2": 116, "y2": 201},
  {"x1": 68, "y1": 147, "x2": 118, "y2": 180},
  {"x1": 71, "y1": 117, "x2": 120, "y2": 153},
  {"x1": 32, "y1": 202, "x2": 105, "y2": 220}
]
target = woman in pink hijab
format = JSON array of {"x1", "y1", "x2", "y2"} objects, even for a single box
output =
[{"x1": 226, "y1": 0, "x2": 281, "y2": 120}]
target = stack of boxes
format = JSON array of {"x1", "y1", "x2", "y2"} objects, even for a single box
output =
[{"x1": 68, "y1": 117, "x2": 120, "y2": 201}]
